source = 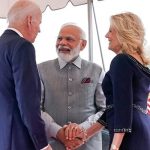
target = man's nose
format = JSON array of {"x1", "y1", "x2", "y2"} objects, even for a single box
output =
[{"x1": 59, "y1": 38, "x2": 67, "y2": 45}]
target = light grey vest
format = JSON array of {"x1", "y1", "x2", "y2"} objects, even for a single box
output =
[{"x1": 38, "y1": 58, "x2": 102, "y2": 150}]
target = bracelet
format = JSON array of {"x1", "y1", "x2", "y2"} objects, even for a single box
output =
[{"x1": 111, "y1": 144, "x2": 119, "y2": 150}]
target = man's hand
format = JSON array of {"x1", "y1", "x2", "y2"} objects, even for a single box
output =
[
  {"x1": 56, "y1": 124, "x2": 87, "y2": 149},
  {"x1": 65, "y1": 138, "x2": 84, "y2": 150},
  {"x1": 64, "y1": 123, "x2": 87, "y2": 141}
]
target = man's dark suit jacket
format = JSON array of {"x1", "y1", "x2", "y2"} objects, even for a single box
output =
[{"x1": 0, "y1": 30, "x2": 48, "y2": 150}]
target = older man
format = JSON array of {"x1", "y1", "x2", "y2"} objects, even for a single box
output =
[
  {"x1": 39, "y1": 23, "x2": 106, "y2": 150},
  {"x1": 0, "y1": 1, "x2": 52, "y2": 150}
]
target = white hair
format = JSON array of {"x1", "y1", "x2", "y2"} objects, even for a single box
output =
[
  {"x1": 7, "y1": 0, "x2": 41, "y2": 24},
  {"x1": 60, "y1": 22, "x2": 86, "y2": 40}
]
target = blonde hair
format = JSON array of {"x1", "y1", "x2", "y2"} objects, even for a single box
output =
[{"x1": 110, "y1": 12, "x2": 149, "y2": 65}]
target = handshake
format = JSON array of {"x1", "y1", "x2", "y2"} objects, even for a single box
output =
[{"x1": 56, "y1": 122, "x2": 88, "y2": 150}]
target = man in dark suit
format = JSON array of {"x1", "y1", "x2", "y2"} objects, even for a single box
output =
[{"x1": 0, "y1": 1, "x2": 52, "y2": 150}]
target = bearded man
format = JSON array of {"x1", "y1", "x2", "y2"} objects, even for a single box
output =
[{"x1": 38, "y1": 23, "x2": 106, "y2": 150}]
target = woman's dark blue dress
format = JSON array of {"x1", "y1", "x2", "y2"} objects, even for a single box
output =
[{"x1": 98, "y1": 53, "x2": 150, "y2": 150}]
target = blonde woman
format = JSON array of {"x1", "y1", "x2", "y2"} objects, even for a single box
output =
[{"x1": 84, "y1": 12, "x2": 150, "y2": 150}]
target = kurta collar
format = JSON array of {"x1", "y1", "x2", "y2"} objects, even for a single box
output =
[{"x1": 58, "y1": 56, "x2": 82, "y2": 69}]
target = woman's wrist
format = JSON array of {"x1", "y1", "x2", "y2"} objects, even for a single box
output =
[{"x1": 110, "y1": 144, "x2": 119, "y2": 150}]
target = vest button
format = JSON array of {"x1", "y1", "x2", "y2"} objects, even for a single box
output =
[
  {"x1": 68, "y1": 66, "x2": 71, "y2": 70},
  {"x1": 68, "y1": 92, "x2": 72, "y2": 96},
  {"x1": 69, "y1": 78, "x2": 73, "y2": 81},
  {"x1": 68, "y1": 106, "x2": 71, "y2": 109}
]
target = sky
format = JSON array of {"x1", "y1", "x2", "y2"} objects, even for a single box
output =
[{"x1": 0, "y1": 0, "x2": 150, "y2": 71}]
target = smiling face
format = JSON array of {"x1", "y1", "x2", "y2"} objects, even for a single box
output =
[
  {"x1": 56, "y1": 25, "x2": 86, "y2": 62},
  {"x1": 105, "y1": 25, "x2": 122, "y2": 54}
]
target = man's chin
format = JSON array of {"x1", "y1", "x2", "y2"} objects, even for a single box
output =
[
  {"x1": 58, "y1": 55, "x2": 72, "y2": 62},
  {"x1": 62, "y1": 58, "x2": 73, "y2": 63}
]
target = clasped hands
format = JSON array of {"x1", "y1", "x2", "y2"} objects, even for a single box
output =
[{"x1": 57, "y1": 123, "x2": 88, "y2": 150}]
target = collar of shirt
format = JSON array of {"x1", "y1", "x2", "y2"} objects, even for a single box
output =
[
  {"x1": 7, "y1": 28, "x2": 23, "y2": 37},
  {"x1": 58, "y1": 56, "x2": 82, "y2": 69}
]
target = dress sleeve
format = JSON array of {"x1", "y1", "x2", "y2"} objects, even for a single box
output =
[
  {"x1": 97, "y1": 111, "x2": 107, "y2": 127},
  {"x1": 110, "y1": 54, "x2": 133, "y2": 133}
]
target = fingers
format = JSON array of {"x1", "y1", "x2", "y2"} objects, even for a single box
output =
[
  {"x1": 65, "y1": 138, "x2": 85, "y2": 150},
  {"x1": 72, "y1": 125, "x2": 79, "y2": 139},
  {"x1": 63, "y1": 125, "x2": 88, "y2": 150},
  {"x1": 76, "y1": 128, "x2": 88, "y2": 143},
  {"x1": 64, "y1": 123, "x2": 82, "y2": 140},
  {"x1": 57, "y1": 124, "x2": 87, "y2": 150}
]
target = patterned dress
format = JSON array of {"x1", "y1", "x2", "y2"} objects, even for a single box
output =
[{"x1": 98, "y1": 53, "x2": 150, "y2": 150}]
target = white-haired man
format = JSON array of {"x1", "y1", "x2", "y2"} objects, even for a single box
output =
[{"x1": 0, "y1": 0, "x2": 52, "y2": 150}]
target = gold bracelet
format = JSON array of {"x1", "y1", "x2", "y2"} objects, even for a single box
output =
[{"x1": 111, "y1": 144, "x2": 119, "y2": 150}]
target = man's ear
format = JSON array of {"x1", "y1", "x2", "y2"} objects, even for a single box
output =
[
  {"x1": 80, "y1": 40, "x2": 87, "y2": 51},
  {"x1": 27, "y1": 15, "x2": 32, "y2": 28}
]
